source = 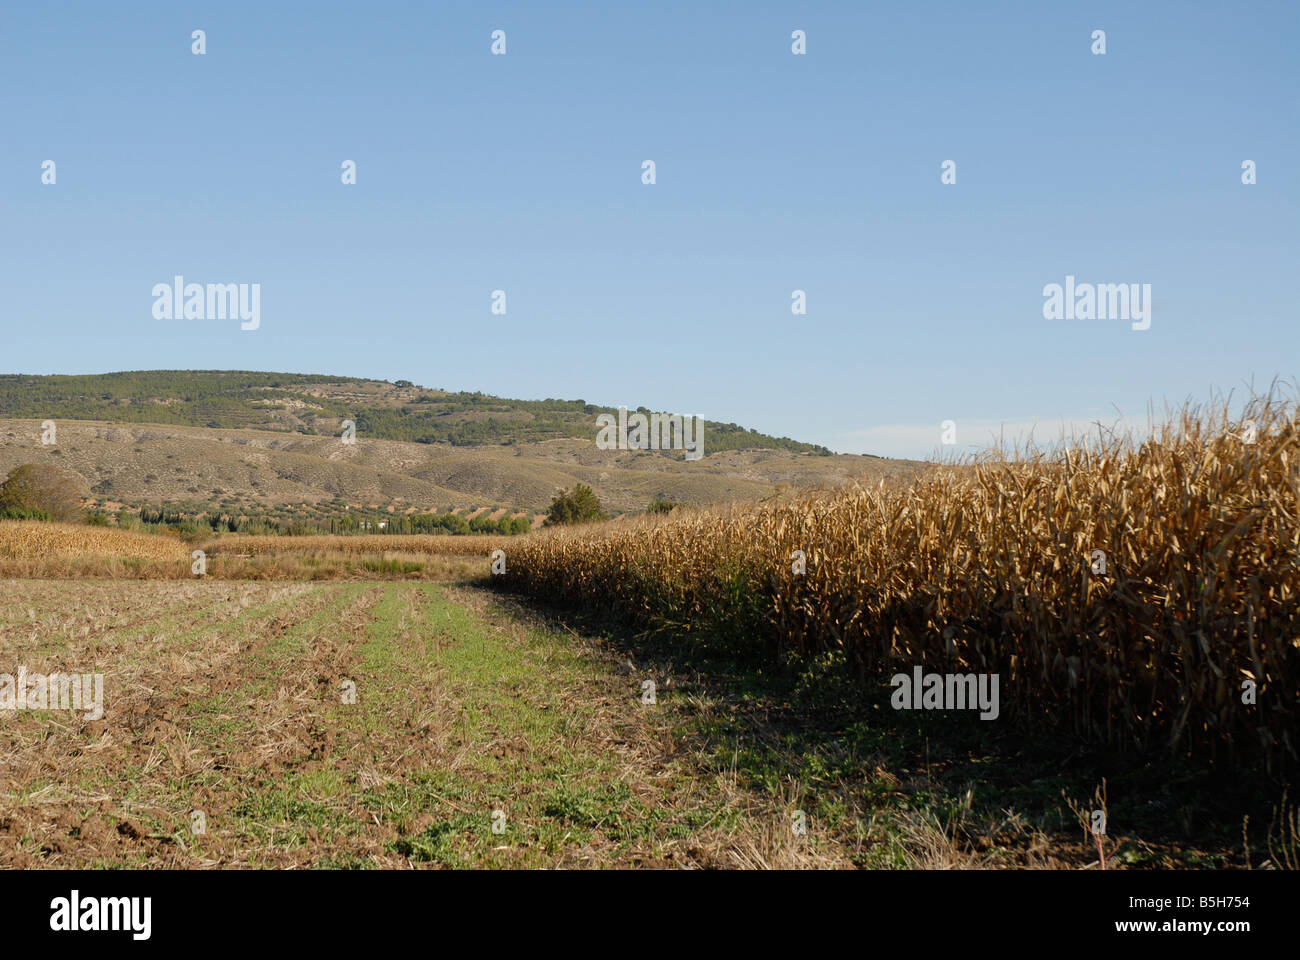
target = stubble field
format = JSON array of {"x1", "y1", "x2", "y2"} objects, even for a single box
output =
[{"x1": 0, "y1": 570, "x2": 1287, "y2": 869}]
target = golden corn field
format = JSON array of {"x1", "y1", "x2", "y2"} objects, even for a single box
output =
[
  {"x1": 0, "y1": 520, "x2": 190, "y2": 561},
  {"x1": 0, "y1": 526, "x2": 502, "y2": 579},
  {"x1": 206, "y1": 534, "x2": 508, "y2": 557},
  {"x1": 498, "y1": 399, "x2": 1300, "y2": 771}
]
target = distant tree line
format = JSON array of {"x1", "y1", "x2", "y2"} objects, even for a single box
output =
[{"x1": 118, "y1": 503, "x2": 532, "y2": 537}]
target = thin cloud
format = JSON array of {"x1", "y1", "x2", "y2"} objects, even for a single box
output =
[{"x1": 835, "y1": 414, "x2": 1152, "y2": 460}]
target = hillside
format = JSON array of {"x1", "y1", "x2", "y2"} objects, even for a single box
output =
[
  {"x1": 0, "y1": 371, "x2": 833, "y2": 454},
  {"x1": 0, "y1": 372, "x2": 923, "y2": 516}
]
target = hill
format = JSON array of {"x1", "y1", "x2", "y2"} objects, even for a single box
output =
[
  {"x1": 0, "y1": 371, "x2": 832, "y2": 454},
  {"x1": 0, "y1": 372, "x2": 923, "y2": 517}
]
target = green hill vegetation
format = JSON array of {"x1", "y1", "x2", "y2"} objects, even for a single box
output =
[{"x1": 0, "y1": 371, "x2": 834, "y2": 455}]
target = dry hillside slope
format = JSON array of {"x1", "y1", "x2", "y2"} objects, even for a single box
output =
[{"x1": 0, "y1": 419, "x2": 923, "y2": 515}]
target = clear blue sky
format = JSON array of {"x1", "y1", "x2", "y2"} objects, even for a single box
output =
[{"x1": 2, "y1": 1, "x2": 1296, "y2": 458}]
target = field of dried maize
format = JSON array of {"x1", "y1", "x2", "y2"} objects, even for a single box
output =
[
  {"x1": 206, "y1": 534, "x2": 507, "y2": 557},
  {"x1": 0, "y1": 523, "x2": 502, "y2": 580},
  {"x1": 0, "y1": 520, "x2": 189, "y2": 562},
  {"x1": 497, "y1": 399, "x2": 1300, "y2": 772}
]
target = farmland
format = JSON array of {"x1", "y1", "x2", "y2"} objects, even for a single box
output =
[
  {"x1": 497, "y1": 399, "x2": 1300, "y2": 774},
  {"x1": 2, "y1": 574, "x2": 1285, "y2": 869},
  {"x1": 0, "y1": 521, "x2": 189, "y2": 562},
  {"x1": 1, "y1": 401, "x2": 1297, "y2": 868},
  {"x1": 0, "y1": 579, "x2": 863, "y2": 867}
]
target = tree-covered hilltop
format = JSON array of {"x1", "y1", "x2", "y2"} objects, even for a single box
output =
[{"x1": 0, "y1": 371, "x2": 836, "y2": 455}]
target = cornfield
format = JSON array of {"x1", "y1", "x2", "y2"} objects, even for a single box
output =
[
  {"x1": 498, "y1": 397, "x2": 1300, "y2": 771},
  {"x1": 0, "y1": 520, "x2": 190, "y2": 561},
  {"x1": 205, "y1": 534, "x2": 508, "y2": 557},
  {"x1": 0, "y1": 526, "x2": 500, "y2": 579}
]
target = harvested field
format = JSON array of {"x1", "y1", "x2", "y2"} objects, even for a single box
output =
[
  {"x1": 0, "y1": 580, "x2": 857, "y2": 868},
  {"x1": 2, "y1": 404, "x2": 1296, "y2": 870}
]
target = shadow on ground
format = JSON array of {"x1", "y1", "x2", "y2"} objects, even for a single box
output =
[{"x1": 476, "y1": 580, "x2": 1292, "y2": 869}]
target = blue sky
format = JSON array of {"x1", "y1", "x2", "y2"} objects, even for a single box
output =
[{"x1": 2, "y1": 1, "x2": 1296, "y2": 458}]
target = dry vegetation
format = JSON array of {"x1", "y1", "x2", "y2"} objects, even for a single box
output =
[
  {"x1": 0, "y1": 581, "x2": 862, "y2": 868},
  {"x1": 0, "y1": 523, "x2": 503, "y2": 581},
  {"x1": 0, "y1": 418, "x2": 920, "y2": 516},
  {"x1": 497, "y1": 398, "x2": 1300, "y2": 772},
  {"x1": 206, "y1": 534, "x2": 507, "y2": 558},
  {"x1": 3, "y1": 398, "x2": 1296, "y2": 869},
  {"x1": 193, "y1": 533, "x2": 505, "y2": 582},
  {"x1": 0, "y1": 520, "x2": 189, "y2": 562}
]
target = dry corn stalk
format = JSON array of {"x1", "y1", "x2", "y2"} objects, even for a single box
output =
[{"x1": 498, "y1": 396, "x2": 1300, "y2": 771}]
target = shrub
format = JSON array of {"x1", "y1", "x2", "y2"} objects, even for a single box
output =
[
  {"x1": 544, "y1": 484, "x2": 607, "y2": 527},
  {"x1": 0, "y1": 464, "x2": 86, "y2": 522}
]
